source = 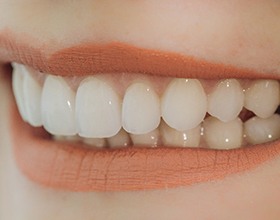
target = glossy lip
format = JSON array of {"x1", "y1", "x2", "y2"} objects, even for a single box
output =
[{"x1": 2, "y1": 31, "x2": 280, "y2": 192}]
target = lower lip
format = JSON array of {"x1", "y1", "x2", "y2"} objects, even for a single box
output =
[{"x1": 9, "y1": 101, "x2": 280, "y2": 192}]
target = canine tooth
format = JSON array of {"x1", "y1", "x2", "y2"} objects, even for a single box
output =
[
  {"x1": 162, "y1": 79, "x2": 207, "y2": 131},
  {"x1": 12, "y1": 63, "x2": 27, "y2": 121},
  {"x1": 83, "y1": 138, "x2": 106, "y2": 148},
  {"x1": 203, "y1": 117, "x2": 243, "y2": 149},
  {"x1": 208, "y1": 79, "x2": 244, "y2": 122},
  {"x1": 160, "y1": 121, "x2": 201, "y2": 147},
  {"x1": 244, "y1": 114, "x2": 280, "y2": 145},
  {"x1": 245, "y1": 80, "x2": 279, "y2": 118},
  {"x1": 76, "y1": 77, "x2": 122, "y2": 138},
  {"x1": 122, "y1": 82, "x2": 160, "y2": 134},
  {"x1": 131, "y1": 129, "x2": 160, "y2": 147},
  {"x1": 107, "y1": 129, "x2": 131, "y2": 148},
  {"x1": 42, "y1": 75, "x2": 77, "y2": 135},
  {"x1": 22, "y1": 66, "x2": 43, "y2": 126}
]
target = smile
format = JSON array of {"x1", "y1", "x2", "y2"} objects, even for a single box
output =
[
  {"x1": 12, "y1": 63, "x2": 280, "y2": 149},
  {"x1": 1, "y1": 33, "x2": 280, "y2": 191}
]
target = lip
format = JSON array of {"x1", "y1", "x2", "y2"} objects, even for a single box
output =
[
  {"x1": 0, "y1": 31, "x2": 279, "y2": 79},
  {"x1": 2, "y1": 31, "x2": 280, "y2": 192}
]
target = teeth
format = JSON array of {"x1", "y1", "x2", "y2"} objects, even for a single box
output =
[
  {"x1": 22, "y1": 66, "x2": 43, "y2": 126},
  {"x1": 12, "y1": 63, "x2": 280, "y2": 149},
  {"x1": 41, "y1": 75, "x2": 77, "y2": 135},
  {"x1": 244, "y1": 80, "x2": 279, "y2": 118},
  {"x1": 203, "y1": 117, "x2": 243, "y2": 149},
  {"x1": 122, "y1": 82, "x2": 160, "y2": 134},
  {"x1": 161, "y1": 79, "x2": 207, "y2": 131},
  {"x1": 12, "y1": 63, "x2": 27, "y2": 121},
  {"x1": 107, "y1": 129, "x2": 131, "y2": 148},
  {"x1": 130, "y1": 128, "x2": 160, "y2": 147},
  {"x1": 208, "y1": 79, "x2": 244, "y2": 122},
  {"x1": 160, "y1": 121, "x2": 201, "y2": 147},
  {"x1": 82, "y1": 138, "x2": 107, "y2": 148},
  {"x1": 76, "y1": 77, "x2": 122, "y2": 138},
  {"x1": 244, "y1": 114, "x2": 280, "y2": 145}
]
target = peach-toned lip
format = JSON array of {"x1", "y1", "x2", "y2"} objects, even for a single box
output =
[
  {"x1": 0, "y1": 31, "x2": 279, "y2": 79},
  {"x1": 10, "y1": 103, "x2": 280, "y2": 192},
  {"x1": 2, "y1": 32, "x2": 280, "y2": 191}
]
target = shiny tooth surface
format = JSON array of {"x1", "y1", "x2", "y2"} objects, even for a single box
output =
[
  {"x1": 203, "y1": 117, "x2": 243, "y2": 149},
  {"x1": 12, "y1": 63, "x2": 27, "y2": 121},
  {"x1": 12, "y1": 62, "x2": 280, "y2": 149},
  {"x1": 161, "y1": 79, "x2": 207, "y2": 131},
  {"x1": 122, "y1": 82, "x2": 161, "y2": 134},
  {"x1": 83, "y1": 138, "x2": 106, "y2": 148},
  {"x1": 41, "y1": 75, "x2": 77, "y2": 135},
  {"x1": 244, "y1": 80, "x2": 279, "y2": 118},
  {"x1": 208, "y1": 79, "x2": 244, "y2": 122},
  {"x1": 76, "y1": 77, "x2": 122, "y2": 138},
  {"x1": 107, "y1": 129, "x2": 131, "y2": 148},
  {"x1": 244, "y1": 114, "x2": 280, "y2": 145},
  {"x1": 130, "y1": 128, "x2": 160, "y2": 147},
  {"x1": 160, "y1": 121, "x2": 201, "y2": 147},
  {"x1": 22, "y1": 66, "x2": 43, "y2": 126}
]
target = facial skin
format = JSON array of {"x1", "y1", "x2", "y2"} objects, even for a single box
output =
[{"x1": 1, "y1": 1, "x2": 280, "y2": 219}]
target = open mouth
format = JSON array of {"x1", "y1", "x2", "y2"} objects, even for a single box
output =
[{"x1": 2, "y1": 35, "x2": 280, "y2": 191}]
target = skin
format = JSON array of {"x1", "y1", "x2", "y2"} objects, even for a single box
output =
[{"x1": 1, "y1": 0, "x2": 280, "y2": 219}]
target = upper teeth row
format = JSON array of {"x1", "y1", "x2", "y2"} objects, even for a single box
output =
[{"x1": 12, "y1": 63, "x2": 280, "y2": 141}]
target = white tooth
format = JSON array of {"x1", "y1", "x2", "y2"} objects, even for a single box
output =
[
  {"x1": 22, "y1": 66, "x2": 43, "y2": 126},
  {"x1": 208, "y1": 79, "x2": 244, "y2": 122},
  {"x1": 42, "y1": 75, "x2": 76, "y2": 135},
  {"x1": 122, "y1": 82, "x2": 160, "y2": 134},
  {"x1": 83, "y1": 138, "x2": 106, "y2": 148},
  {"x1": 12, "y1": 63, "x2": 27, "y2": 121},
  {"x1": 53, "y1": 135, "x2": 81, "y2": 142},
  {"x1": 244, "y1": 114, "x2": 280, "y2": 145},
  {"x1": 161, "y1": 79, "x2": 207, "y2": 131},
  {"x1": 107, "y1": 129, "x2": 131, "y2": 148},
  {"x1": 131, "y1": 129, "x2": 160, "y2": 147},
  {"x1": 203, "y1": 117, "x2": 243, "y2": 149},
  {"x1": 245, "y1": 80, "x2": 279, "y2": 118},
  {"x1": 160, "y1": 121, "x2": 201, "y2": 147},
  {"x1": 76, "y1": 77, "x2": 121, "y2": 138}
]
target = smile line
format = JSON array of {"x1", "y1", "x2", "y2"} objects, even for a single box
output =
[{"x1": 1, "y1": 31, "x2": 280, "y2": 191}]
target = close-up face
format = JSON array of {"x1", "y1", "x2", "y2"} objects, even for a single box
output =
[{"x1": 1, "y1": 1, "x2": 280, "y2": 219}]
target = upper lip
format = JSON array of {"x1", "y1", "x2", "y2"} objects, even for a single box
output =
[
  {"x1": 0, "y1": 30, "x2": 278, "y2": 80},
  {"x1": 3, "y1": 30, "x2": 280, "y2": 192}
]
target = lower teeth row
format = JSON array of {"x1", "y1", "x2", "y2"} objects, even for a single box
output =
[
  {"x1": 12, "y1": 62, "x2": 280, "y2": 150},
  {"x1": 53, "y1": 115, "x2": 280, "y2": 150}
]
